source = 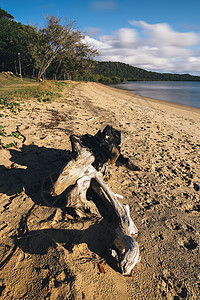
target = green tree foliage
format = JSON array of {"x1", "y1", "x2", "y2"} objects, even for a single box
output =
[
  {"x1": 0, "y1": 17, "x2": 42, "y2": 77},
  {"x1": 83, "y1": 73, "x2": 124, "y2": 84},
  {"x1": 0, "y1": 10, "x2": 98, "y2": 81},
  {"x1": 0, "y1": 18, "x2": 24, "y2": 72},
  {"x1": 0, "y1": 8, "x2": 14, "y2": 20},
  {"x1": 92, "y1": 61, "x2": 200, "y2": 81},
  {"x1": 35, "y1": 16, "x2": 98, "y2": 81}
]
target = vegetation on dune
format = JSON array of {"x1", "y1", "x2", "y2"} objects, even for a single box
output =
[
  {"x1": 0, "y1": 97, "x2": 22, "y2": 113},
  {"x1": 0, "y1": 95, "x2": 22, "y2": 149},
  {"x1": 0, "y1": 77, "x2": 72, "y2": 149},
  {"x1": 0, "y1": 75, "x2": 71, "y2": 102}
]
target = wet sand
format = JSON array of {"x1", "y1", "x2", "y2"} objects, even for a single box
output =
[{"x1": 0, "y1": 81, "x2": 200, "y2": 299}]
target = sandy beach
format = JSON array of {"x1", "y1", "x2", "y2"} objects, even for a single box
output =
[{"x1": 0, "y1": 81, "x2": 200, "y2": 299}]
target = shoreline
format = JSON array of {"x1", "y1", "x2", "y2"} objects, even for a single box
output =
[
  {"x1": 111, "y1": 81, "x2": 200, "y2": 111},
  {"x1": 110, "y1": 84, "x2": 200, "y2": 112}
]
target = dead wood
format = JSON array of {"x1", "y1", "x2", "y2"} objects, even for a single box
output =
[
  {"x1": 43, "y1": 126, "x2": 140, "y2": 275},
  {"x1": 51, "y1": 147, "x2": 94, "y2": 196},
  {"x1": 91, "y1": 173, "x2": 140, "y2": 275},
  {"x1": 66, "y1": 169, "x2": 100, "y2": 218}
]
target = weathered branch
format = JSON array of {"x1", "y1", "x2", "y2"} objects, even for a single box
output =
[
  {"x1": 93, "y1": 173, "x2": 138, "y2": 236},
  {"x1": 91, "y1": 173, "x2": 140, "y2": 275},
  {"x1": 51, "y1": 148, "x2": 94, "y2": 196},
  {"x1": 43, "y1": 130, "x2": 140, "y2": 275},
  {"x1": 66, "y1": 166, "x2": 100, "y2": 217}
]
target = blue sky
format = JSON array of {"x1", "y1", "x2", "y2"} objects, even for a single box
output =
[{"x1": 1, "y1": 0, "x2": 200, "y2": 75}]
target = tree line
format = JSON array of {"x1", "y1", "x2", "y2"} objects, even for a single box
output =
[
  {"x1": 0, "y1": 8, "x2": 98, "y2": 82},
  {"x1": 92, "y1": 61, "x2": 200, "y2": 81}
]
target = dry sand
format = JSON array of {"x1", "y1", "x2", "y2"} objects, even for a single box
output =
[{"x1": 0, "y1": 81, "x2": 200, "y2": 299}]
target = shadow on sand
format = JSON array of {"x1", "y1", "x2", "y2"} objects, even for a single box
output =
[
  {"x1": 0, "y1": 144, "x2": 72, "y2": 205},
  {"x1": 17, "y1": 219, "x2": 120, "y2": 273},
  {"x1": 0, "y1": 144, "x2": 120, "y2": 273}
]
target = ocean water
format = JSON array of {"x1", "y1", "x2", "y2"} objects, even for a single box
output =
[{"x1": 112, "y1": 81, "x2": 200, "y2": 109}]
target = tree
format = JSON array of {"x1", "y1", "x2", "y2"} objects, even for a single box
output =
[
  {"x1": 0, "y1": 17, "x2": 39, "y2": 75},
  {"x1": 0, "y1": 10, "x2": 98, "y2": 80},
  {"x1": 51, "y1": 39, "x2": 97, "y2": 80},
  {"x1": 0, "y1": 17, "x2": 24, "y2": 72},
  {"x1": 0, "y1": 8, "x2": 14, "y2": 20},
  {"x1": 35, "y1": 16, "x2": 98, "y2": 81}
]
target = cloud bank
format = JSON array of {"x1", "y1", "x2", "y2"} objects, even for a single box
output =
[{"x1": 85, "y1": 20, "x2": 200, "y2": 75}]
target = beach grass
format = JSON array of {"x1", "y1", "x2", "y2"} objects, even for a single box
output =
[{"x1": 0, "y1": 73, "x2": 72, "y2": 102}]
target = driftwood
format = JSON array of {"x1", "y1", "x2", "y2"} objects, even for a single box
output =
[
  {"x1": 91, "y1": 174, "x2": 140, "y2": 275},
  {"x1": 42, "y1": 127, "x2": 140, "y2": 275}
]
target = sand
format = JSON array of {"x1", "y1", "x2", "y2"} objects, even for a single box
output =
[{"x1": 0, "y1": 81, "x2": 200, "y2": 299}]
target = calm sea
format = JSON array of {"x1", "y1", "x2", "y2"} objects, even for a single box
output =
[{"x1": 112, "y1": 81, "x2": 200, "y2": 109}]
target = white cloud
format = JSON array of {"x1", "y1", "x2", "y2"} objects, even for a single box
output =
[
  {"x1": 84, "y1": 35, "x2": 111, "y2": 51},
  {"x1": 85, "y1": 20, "x2": 200, "y2": 75},
  {"x1": 158, "y1": 46, "x2": 193, "y2": 57},
  {"x1": 129, "y1": 20, "x2": 198, "y2": 47},
  {"x1": 100, "y1": 28, "x2": 139, "y2": 48},
  {"x1": 114, "y1": 28, "x2": 138, "y2": 48}
]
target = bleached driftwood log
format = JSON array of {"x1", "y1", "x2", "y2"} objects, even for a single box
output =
[
  {"x1": 91, "y1": 174, "x2": 140, "y2": 275},
  {"x1": 44, "y1": 133, "x2": 140, "y2": 275},
  {"x1": 51, "y1": 136, "x2": 95, "y2": 196}
]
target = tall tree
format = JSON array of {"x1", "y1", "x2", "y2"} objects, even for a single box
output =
[
  {"x1": 51, "y1": 38, "x2": 98, "y2": 80},
  {"x1": 0, "y1": 17, "x2": 39, "y2": 75},
  {"x1": 0, "y1": 17, "x2": 24, "y2": 72},
  {"x1": 35, "y1": 16, "x2": 98, "y2": 81}
]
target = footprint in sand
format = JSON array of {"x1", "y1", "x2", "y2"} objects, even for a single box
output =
[
  {"x1": 183, "y1": 237, "x2": 198, "y2": 250},
  {"x1": 158, "y1": 269, "x2": 188, "y2": 299}
]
